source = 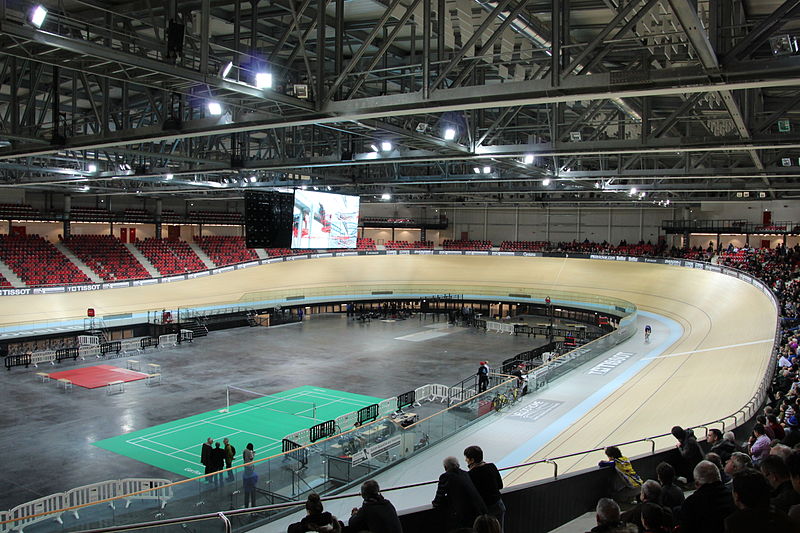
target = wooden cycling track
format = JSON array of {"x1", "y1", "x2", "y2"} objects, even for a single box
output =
[{"x1": 0, "y1": 255, "x2": 776, "y2": 487}]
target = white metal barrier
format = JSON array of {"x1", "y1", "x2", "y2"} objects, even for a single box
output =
[
  {"x1": 78, "y1": 346, "x2": 100, "y2": 359},
  {"x1": 448, "y1": 386, "x2": 477, "y2": 405},
  {"x1": 31, "y1": 351, "x2": 56, "y2": 367},
  {"x1": 1, "y1": 478, "x2": 173, "y2": 532},
  {"x1": 180, "y1": 329, "x2": 193, "y2": 341},
  {"x1": 65, "y1": 481, "x2": 120, "y2": 518},
  {"x1": 414, "y1": 385, "x2": 430, "y2": 406},
  {"x1": 77, "y1": 335, "x2": 100, "y2": 346},
  {"x1": 2, "y1": 491, "x2": 66, "y2": 533},
  {"x1": 157, "y1": 334, "x2": 178, "y2": 347},
  {"x1": 485, "y1": 321, "x2": 518, "y2": 334},
  {"x1": 117, "y1": 479, "x2": 173, "y2": 509},
  {"x1": 120, "y1": 338, "x2": 143, "y2": 353},
  {"x1": 378, "y1": 398, "x2": 395, "y2": 417},
  {"x1": 427, "y1": 384, "x2": 450, "y2": 403}
]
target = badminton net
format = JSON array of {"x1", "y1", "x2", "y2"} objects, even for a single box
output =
[{"x1": 225, "y1": 385, "x2": 317, "y2": 419}]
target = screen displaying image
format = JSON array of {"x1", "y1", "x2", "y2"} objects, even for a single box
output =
[{"x1": 291, "y1": 190, "x2": 360, "y2": 249}]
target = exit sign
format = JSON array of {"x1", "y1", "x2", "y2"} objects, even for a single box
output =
[{"x1": 778, "y1": 119, "x2": 791, "y2": 132}]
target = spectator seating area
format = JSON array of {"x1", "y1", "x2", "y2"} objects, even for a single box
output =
[
  {"x1": 0, "y1": 234, "x2": 91, "y2": 286},
  {"x1": 195, "y1": 236, "x2": 257, "y2": 266},
  {"x1": 385, "y1": 240, "x2": 434, "y2": 249},
  {"x1": 160, "y1": 209, "x2": 182, "y2": 223},
  {"x1": 442, "y1": 239, "x2": 492, "y2": 250},
  {"x1": 63, "y1": 235, "x2": 150, "y2": 281},
  {"x1": 121, "y1": 209, "x2": 152, "y2": 222},
  {"x1": 357, "y1": 238, "x2": 376, "y2": 250},
  {"x1": 188, "y1": 211, "x2": 243, "y2": 225},
  {"x1": 499, "y1": 241, "x2": 549, "y2": 252},
  {"x1": 69, "y1": 207, "x2": 113, "y2": 221},
  {"x1": 0, "y1": 203, "x2": 39, "y2": 219},
  {"x1": 136, "y1": 238, "x2": 206, "y2": 275}
]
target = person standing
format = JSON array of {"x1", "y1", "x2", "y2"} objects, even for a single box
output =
[
  {"x1": 464, "y1": 445, "x2": 505, "y2": 531},
  {"x1": 223, "y1": 437, "x2": 236, "y2": 481},
  {"x1": 243, "y1": 442, "x2": 255, "y2": 473},
  {"x1": 242, "y1": 469, "x2": 258, "y2": 508},
  {"x1": 477, "y1": 362, "x2": 489, "y2": 392},
  {"x1": 210, "y1": 441, "x2": 226, "y2": 487},
  {"x1": 200, "y1": 437, "x2": 214, "y2": 481},
  {"x1": 348, "y1": 480, "x2": 403, "y2": 533},
  {"x1": 432, "y1": 456, "x2": 487, "y2": 531}
]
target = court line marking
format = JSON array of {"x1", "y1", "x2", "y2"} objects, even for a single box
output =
[{"x1": 641, "y1": 338, "x2": 773, "y2": 360}]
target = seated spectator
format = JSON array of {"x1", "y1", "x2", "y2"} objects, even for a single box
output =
[
  {"x1": 724, "y1": 469, "x2": 799, "y2": 533},
  {"x1": 706, "y1": 452, "x2": 731, "y2": 485},
  {"x1": 671, "y1": 425, "x2": 704, "y2": 481},
  {"x1": 768, "y1": 414, "x2": 786, "y2": 441},
  {"x1": 432, "y1": 456, "x2": 487, "y2": 531},
  {"x1": 473, "y1": 514, "x2": 501, "y2": 533},
  {"x1": 679, "y1": 460, "x2": 735, "y2": 533},
  {"x1": 786, "y1": 451, "x2": 800, "y2": 524},
  {"x1": 620, "y1": 480, "x2": 669, "y2": 532},
  {"x1": 348, "y1": 479, "x2": 403, "y2": 533},
  {"x1": 760, "y1": 455, "x2": 800, "y2": 513},
  {"x1": 655, "y1": 462, "x2": 684, "y2": 511},
  {"x1": 748, "y1": 423, "x2": 772, "y2": 465},
  {"x1": 588, "y1": 498, "x2": 624, "y2": 533},
  {"x1": 757, "y1": 415, "x2": 776, "y2": 439},
  {"x1": 287, "y1": 493, "x2": 342, "y2": 533},
  {"x1": 707, "y1": 429, "x2": 736, "y2": 462},
  {"x1": 724, "y1": 451, "x2": 753, "y2": 484},
  {"x1": 771, "y1": 443, "x2": 793, "y2": 461},
  {"x1": 640, "y1": 502, "x2": 671, "y2": 533},
  {"x1": 598, "y1": 446, "x2": 643, "y2": 502}
]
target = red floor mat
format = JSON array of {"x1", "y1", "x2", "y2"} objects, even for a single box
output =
[{"x1": 47, "y1": 365, "x2": 149, "y2": 389}]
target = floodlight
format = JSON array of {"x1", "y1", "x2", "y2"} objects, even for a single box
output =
[
  {"x1": 482, "y1": 166, "x2": 491, "y2": 174},
  {"x1": 87, "y1": 164, "x2": 97, "y2": 173},
  {"x1": 255, "y1": 72, "x2": 273, "y2": 89},
  {"x1": 165, "y1": 173, "x2": 174, "y2": 180},
  {"x1": 523, "y1": 154, "x2": 534, "y2": 165},
  {"x1": 630, "y1": 187, "x2": 637, "y2": 195},
  {"x1": 207, "y1": 102, "x2": 223, "y2": 116},
  {"x1": 220, "y1": 61, "x2": 233, "y2": 79},
  {"x1": 370, "y1": 144, "x2": 379, "y2": 152},
  {"x1": 473, "y1": 167, "x2": 481, "y2": 174},
  {"x1": 542, "y1": 178, "x2": 551, "y2": 186},
  {"x1": 381, "y1": 193, "x2": 391, "y2": 200},
  {"x1": 381, "y1": 141, "x2": 393, "y2": 151},
  {"x1": 249, "y1": 176, "x2": 257, "y2": 183},
  {"x1": 443, "y1": 127, "x2": 456, "y2": 141},
  {"x1": 30, "y1": 5, "x2": 47, "y2": 28}
]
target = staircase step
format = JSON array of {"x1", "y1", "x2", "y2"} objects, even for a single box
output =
[
  {"x1": 0, "y1": 257, "x2": 26, "y2": 287},
  {"x1": 124, "y1": 243, "x2": 160, "y2": 278},
  {"x1": 55, "y1": 243, "x2": 103, "y2": 283},
  {"x1": 189, "y1": 243, "x2": 216, "y2": 269}
]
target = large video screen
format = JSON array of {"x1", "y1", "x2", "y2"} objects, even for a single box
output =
[{"x1": 292, "y1": 190, "x2": 360, "y2": 249}]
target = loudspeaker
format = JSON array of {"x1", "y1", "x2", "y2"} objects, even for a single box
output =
[{"x1": 245, "y1": 191, "x2": 293, "y2": 248}]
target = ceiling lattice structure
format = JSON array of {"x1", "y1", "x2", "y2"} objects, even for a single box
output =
[{"x1": 1, "y1": 0, "x2": 800, "y2": 207}]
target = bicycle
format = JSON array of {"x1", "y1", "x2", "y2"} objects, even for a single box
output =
[{"x1": 491, "y1": 392, "x2": 509, "y2": 411}]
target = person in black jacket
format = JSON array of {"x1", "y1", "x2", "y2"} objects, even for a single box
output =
[
  {"x1": 707, "y1": 429, "x2": 736, "y2": 463},
  {"x1": 678, "y1": 460, "x2": 735, "y2": 533},
  {"x1": 348, "y1": 480, "x2": 403, "y2": 533},
  {"x1": 432, "y1": 456, "x2": 488, "y2": 532},
  {"x1": 288, "y1": 493, "x2": 342, "y2": 533},
  {"x1": 464, "y1": 445, "x2": 505, "y2": 531},
  {"x1": 210, "y1": 441, "x2": 226, "y2": 487},
  {"x1": 724, "y1": 469, "x2": 800, "y2": 533},
  {"x1": 200, "y1": 437, "x2": 214, "y2": 480},
  {"x1": 671, "y1": 425, "x2": 703, "y2": 482}
]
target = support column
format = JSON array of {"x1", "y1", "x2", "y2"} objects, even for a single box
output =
[
  {"x1": 483, "y1": 205, "x2": 488, "y2": 240},
  {"x1": 63, "y1": 195, "x2": 71, "y2": 239},
  {"x1": 546, "y1": 208, "x2": 550, "y2": 242},
  {"x1": 514, "y1": 207, "x2": 519, "y2": 241},
  {"x1": 422, "y1": 0, "x2": 431, "y2": 98},
  {"x1": 639, "y1": 208, "x2": 644, "y2": 242},
  {"x1": 576, "y1": 207, "x2": 581, "y2": 240},
  {"x1": 155, "y1": 198, "x2": 163, "y2": 239},
  {"x1": 608, "y1": 209, "x2": 612, "y2": 243},
  {"x1": 200, "y1": 0, "x2": 210, "y2": 74}
]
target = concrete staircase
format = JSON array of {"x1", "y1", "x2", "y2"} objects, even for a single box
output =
[
  {"x1": 0, "y1": 258, "x2": 25, "y2": 287},
  {"x1": 55, "y1": 243, "x2": 103, "y2": 283},
  {"x1": 189, "y1": 243, "x2": 216, "y2": 269},
  {"x1": 124, "y1": 243, "x2": 160, "y2": 278},
  {"x1": 254, "y1": 248, "x2": 268, "y2": 259}
]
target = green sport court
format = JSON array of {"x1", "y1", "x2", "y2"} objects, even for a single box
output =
[{"x1": 93, "y1": 385, "x2": 383, "y2": 478}]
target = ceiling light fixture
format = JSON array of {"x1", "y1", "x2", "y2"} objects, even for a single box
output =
[
  {"x1": 220, "y1": 61, "x2": 233, "y2": 79},
  {"x1": 381, "y1": 141, "x2": 393, "y2": 152},
  {"x1": 255, "y1": 72, "x2": 273, "y2": 89},
  {"x1": 30, "y1": 5, "x2": 47, "y2": 28},
  {"x1": 523, "y1": 154, "x2": 534, "y2": 165},
  {"x1": 542, "y1": 178, "x2": 551, "y2": 186},
  {"x1": 443, "y1": 127, "x2": 456, "y2": 141},
  {"x1": 482, "y1": 166, "x2": 491, "y2": 174},
  {"x1": 87, "y1": 164, "x2": 97, "y2": 173},
  {"x1": 207, "y1": 102, "x2": 223, "y2": 116}
]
